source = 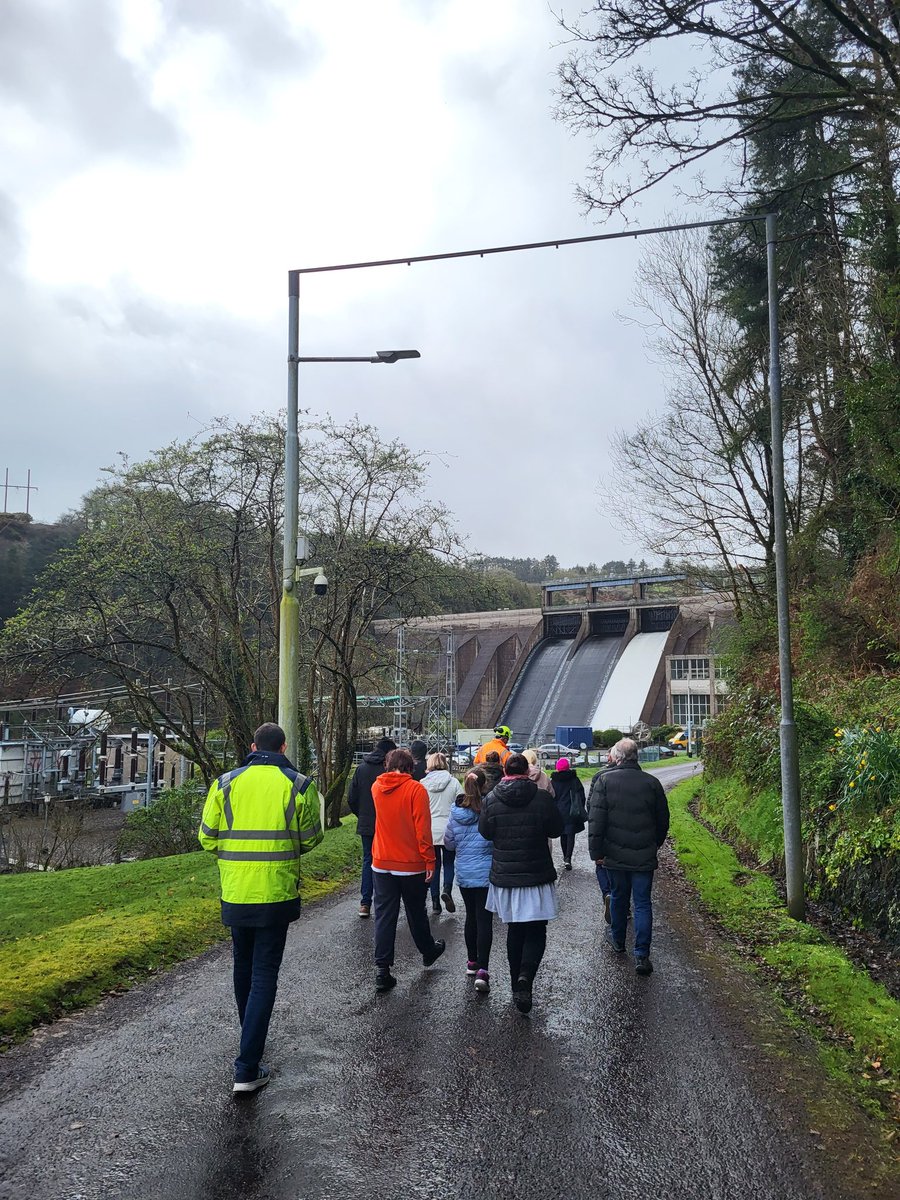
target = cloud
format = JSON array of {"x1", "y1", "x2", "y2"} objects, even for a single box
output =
[
  {"x1": 0, "y1": 0, "x2": 688, "y2": 567},
  {"x1": 0, "y1": 0, "x2": 179, "y2": 158}
]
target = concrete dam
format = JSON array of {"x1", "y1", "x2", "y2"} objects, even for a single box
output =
[{"x1": 380, "y1": 573, "x2": 733, "y2": 744}]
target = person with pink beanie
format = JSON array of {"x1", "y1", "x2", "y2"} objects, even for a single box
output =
[{"x1": 549, "y1": 757, "x2": 587, "y2": 870}]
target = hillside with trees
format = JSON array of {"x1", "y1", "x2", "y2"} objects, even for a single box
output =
[
  {"x1": 0, "y1": 513, "x2": 81, "y2": 625},
  {"x1": 557, "y1": 1, "x2": 900, "y2": 939}
]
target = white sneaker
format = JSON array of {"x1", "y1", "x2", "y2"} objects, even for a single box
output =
[{"x1": 233, "y1": 1065, "x2": 271, "y2": 1094}]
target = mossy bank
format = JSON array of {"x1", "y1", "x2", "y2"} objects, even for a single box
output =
[
  {"x1": 0, "y1": 817, "x2": 361, "y2": 1045},
  {"x1": 668, "y1": 777, "x2": 900, "y2": 1123}
]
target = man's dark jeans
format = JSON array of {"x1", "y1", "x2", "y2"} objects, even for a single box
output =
[
  {"x1": 595, "y1": 863, "x2": 611, "y2": 897},
  {"x1": 429, "y1": 845, "x2": 456, "y2": 904},
  {"x1": 373, "y1": 871, "x2": 437, "y2": 967},
  {"x1": 607, "y1": 869, "x2": 654, "y2": 957},
  {"x1": 359, "y1": 833, "x2": 374, "y2": 905},
  {"x1": 231, "y1": 923, "x2": 289, "y2": 1082}
]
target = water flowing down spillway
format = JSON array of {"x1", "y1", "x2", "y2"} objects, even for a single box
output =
[
  {"x1": 500, "y1": 638, "x2": 571, "y2": 746},
  {"x1": 589, "y1": 631, "x2": 670, "y2": 732},
  {"x1": 501, "y1": 636, "x2": 624, "y2": 746}
]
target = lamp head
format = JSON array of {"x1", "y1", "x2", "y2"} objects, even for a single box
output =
[{"x1": 376, "y1": 349, "x2": 420, "y2": 364}]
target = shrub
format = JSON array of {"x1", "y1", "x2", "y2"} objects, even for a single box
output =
[
  {"x1": 830, "y1": 724, "x2": 900, "y2": 813},
  {"x1": 651, "y1": 724, "x2": 680, "y2": 743},
  {"x1": 117, "y1": 784, "x2": 206, "y2": 860},
  {"x1": 594, "y1": 728, "x2": 624, "y2": 749}
]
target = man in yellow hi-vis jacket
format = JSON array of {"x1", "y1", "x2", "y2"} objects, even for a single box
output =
[{"x1": 199, "y1": 722, "x2": 323, "y2": 1094}]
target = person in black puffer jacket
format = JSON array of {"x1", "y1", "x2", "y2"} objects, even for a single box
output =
[
  {"x1": 479, "y1": 754, "x2": 564, "y2": 1013},
  {"x1": 549, "y1": 756, "x2": 586, "y2": 870},
  {"x1": 347, "y1": 737, "x2": 396, "y2": 918},
  {"x1": 588, "y1": 737, "x2": 670, "y2": 976}
]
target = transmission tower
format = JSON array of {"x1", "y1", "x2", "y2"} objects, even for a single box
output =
[
  {"x1": 392, "y1": 624, "x2": 407, "y2": 740},
  {"x1": 424, "y1": 628, "x2": 456, "y2": 758}
]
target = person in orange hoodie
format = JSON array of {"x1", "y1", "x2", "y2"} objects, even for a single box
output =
[{"x1": 371, "y1": 747, "x2": 446, "y2": 991}]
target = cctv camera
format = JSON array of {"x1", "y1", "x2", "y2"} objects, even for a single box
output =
[{"x1": 313, "y1": 572, "x2": 328, "y2": 596}]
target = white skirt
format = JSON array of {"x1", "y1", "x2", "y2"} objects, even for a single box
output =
[{"x1": 486, "y1": 882, "x2": 559, "y2": 923}]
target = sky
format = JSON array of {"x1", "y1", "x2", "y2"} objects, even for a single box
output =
[{"x1": 0, "y1": 0, "x2": 694, "y2": 566}]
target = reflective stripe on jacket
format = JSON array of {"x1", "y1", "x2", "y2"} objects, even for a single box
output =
[{"x1": 198, "y1": 754, "x2": 323, "y2": 910}]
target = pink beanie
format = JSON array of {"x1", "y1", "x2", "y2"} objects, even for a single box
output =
[{"x1": 556, "y1": 757, "x2": 570, "y2": 772}]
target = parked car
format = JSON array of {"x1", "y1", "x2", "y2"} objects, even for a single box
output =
[
  {"x1": 536, "y1": 742, "x2": 580, "y2": 763},
  {"x1": 508, "y1": 742, "x2": 525, "y2": 754}
]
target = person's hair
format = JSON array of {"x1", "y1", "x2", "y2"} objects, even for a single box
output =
[
  {"x1": 253, "y1": 722, "x2": 286, "y2": 752},
  {"x1": 426, "y1": 752, "x2": 448, "y2": 772},
  {"x1": 610, "y1": 737, "x2": 639, "y2": 764},
  {"x1": 385, "y1": 748, "x2": 415, "y2": 774},
  {"x1": 460, "y1": 768, "x2": 486, "y2": 811},
  {"x1": 522, "y1": 748, "x2": 538, "y2": 766},
  {"x1": 484, "y1": 750, "x2": 501, "y2": 764},
  {"x1": 504, "y1": 753, "x2": 529, "y2": 777}
]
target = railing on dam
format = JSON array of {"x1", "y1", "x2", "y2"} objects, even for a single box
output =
[{"x1": 541, "y1": 572, "x2": 726, "y2": 611}]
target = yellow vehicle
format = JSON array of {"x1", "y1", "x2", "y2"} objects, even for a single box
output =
[{"x1": 667, "y1": 730, "x2": 690, "y2": 752}]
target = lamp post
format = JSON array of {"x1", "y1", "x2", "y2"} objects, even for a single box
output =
[
  {"x1": 278, "y1": 270, "x2": 421, "y2": 765},
  {"x1": 766, "y1": 214, "x2": 804, "y2": 920}
]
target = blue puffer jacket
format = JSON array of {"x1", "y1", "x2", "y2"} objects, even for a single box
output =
[{"x1": 444, "y1": 801, "x2": 493, "y2": 888}]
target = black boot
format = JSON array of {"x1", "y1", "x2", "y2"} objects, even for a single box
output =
[
  {"x1": 375, "y1": 967, "x2": 397, "y2": 991},
  {"x1": 513, "y1": 974, "x2": 533, "y2": 1014}
]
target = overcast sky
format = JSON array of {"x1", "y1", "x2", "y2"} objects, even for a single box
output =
[{"x1": 0, "y1": 0, "x2": 691, "y2": 566}]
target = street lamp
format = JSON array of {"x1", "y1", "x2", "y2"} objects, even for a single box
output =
[{"x1": 278, "y1": 269, "x2": 421, "y2": 765}]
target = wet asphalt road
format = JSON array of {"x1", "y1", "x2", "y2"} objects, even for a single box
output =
[{"x1": 0, "y1": 765, "x2": 893, "y2": 1200}]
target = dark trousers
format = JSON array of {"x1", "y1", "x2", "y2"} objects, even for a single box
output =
[
  {"x1": 560, "y1": 828, "x2": 577, "y2": 861},
  {"x1": 231, "y1": 923, "x2": 289, "y2": 1082},
  {"x1": 608, "y1": 869, "x2": 654, "y2": 957},
  {"x1": 459, "y1": 885, "x2": 493, "y2": 970},
  {"x1": 429, "y1": 845, "x2": 456, "y2": 903},
  {"x1": 595, "y1": 863, "x2": 611, "y2": 896},
  {"x1": 373, "y1": 871, "x2": 438, "y2": 968},
  {"x1": 359, "y1": 833, "x2": 374, "y2": 905},
  {"x1": 506, "y1": 920, "x2": 547, "y2": 985}
]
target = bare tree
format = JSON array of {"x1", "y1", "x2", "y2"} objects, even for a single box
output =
[
  {"x1": 295, "y1": 416, "x2": 460, "y2": 824},
  {"x1": 554, "y1": 1, "x2": 900, "y2": 218},
  {"x1": 605, "y1": 227, "x2": 815, "y2": 610}
]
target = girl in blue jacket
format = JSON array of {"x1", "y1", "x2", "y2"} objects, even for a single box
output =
[{"x1": 444, "y1": 768, "x2": 494, "y2": 992}]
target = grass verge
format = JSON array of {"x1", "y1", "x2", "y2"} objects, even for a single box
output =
[
  {"x1": 575, "y1": 754, "x2": 696, "y2": 783},
  {"x1": 668, "y1": 777, "x2": 900, "y2": 1116},
  {"x1": 0, "y1": 817, "x2": 360, "y2": 1045}
]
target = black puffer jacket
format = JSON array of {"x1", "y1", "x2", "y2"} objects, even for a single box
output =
[
  {"x1": 550, "y1": 768, "x2": 586, "y2": 833},
  {"x1": 479, "y1": 776, "x2": 564, "y2": 888},
  {"x1": 347, "y1": 750, "x2": 389, "y2": 837},
  {"x1": 587, "y1": 762, "x2": 670, "y2": 872}
]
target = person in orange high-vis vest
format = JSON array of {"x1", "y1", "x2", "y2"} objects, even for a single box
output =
[{"x1": 474, "y1": 726, "x2": 512, "y2": 767}]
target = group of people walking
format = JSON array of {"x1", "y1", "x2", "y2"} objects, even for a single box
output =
[
  {"x1": 198, "y1": 720, "x2": 670, "y2": 1094},
  {"x1": 348, "y1": 724, "x2": 670, "y2": 1012}
]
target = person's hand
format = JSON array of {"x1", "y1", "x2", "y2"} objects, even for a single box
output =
[
  {"x1": 425, "y1": 868, "x2": 434, "y2": 883},
  {"x1": 595, "y1": 858, "x2": 605, "y2": 866}
]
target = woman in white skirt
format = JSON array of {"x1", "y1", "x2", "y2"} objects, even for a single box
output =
[{"x1": 478, "y1": 753, "x2": 565, "y2": 1013}]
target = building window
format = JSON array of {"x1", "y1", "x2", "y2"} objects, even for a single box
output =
[
  {"x1": 672, "y1": 693, "x2": 711, "y2": 726},
  {"x1": 670, "y1": 656, "x2": 710, "y2": 680}
]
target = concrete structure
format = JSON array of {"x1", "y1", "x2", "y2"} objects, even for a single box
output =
[{"x1": 370, "y1": 580, "x2": 734, "y2": 743}]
